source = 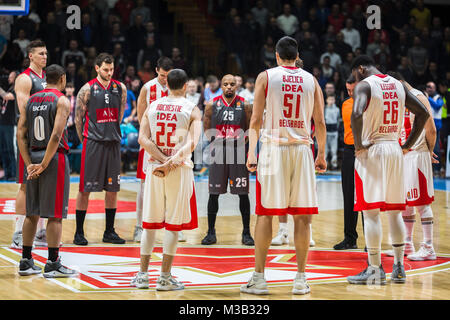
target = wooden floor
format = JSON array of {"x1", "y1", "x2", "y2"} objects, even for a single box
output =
[{"x1": 0, "y1": 176, "x2": 449, "y2": 300}]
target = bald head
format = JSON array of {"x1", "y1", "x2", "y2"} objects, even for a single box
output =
[{"x1": 221, "y1": 74, "x2": 237, "y2": 98}]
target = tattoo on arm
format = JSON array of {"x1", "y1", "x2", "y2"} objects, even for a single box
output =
[
  {"x1": 120, "y1": 83, "x2": 127, "y2": 123},
  {"x1": 75, "y1": 84, "x2": 90, "y2": 142}
]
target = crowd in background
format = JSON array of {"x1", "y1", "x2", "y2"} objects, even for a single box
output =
[{"x1": 1, "y1": 0, "x2": 450, "y2": 180}]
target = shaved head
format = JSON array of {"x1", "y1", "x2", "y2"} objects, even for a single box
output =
[
  {"x1": 221, "y1": 74, "x2": 237, "y2": 98},
  {"x1": 222, "y1": 74, "x2": 235, "y2": 83}
]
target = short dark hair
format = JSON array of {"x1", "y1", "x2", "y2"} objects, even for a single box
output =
[
  {"x1": 45, "y1": 64, "x2": 65, "y2": 85},
  {"x1": 26, "y1": 39, "x2": 46, "y2": 55},
  {"x1": 246, "y1": 77, "x2": 255, "y2": 84},
  {"x1": 156, "y1": 57, "x2": 173, "y2": 71},
  {"x1": 346, "y1": 74, "x2": 356, "y2": 84},
  {"x1": 386, "y1": 70, "x2": 404, "y2": 81},
  {"x1": 350, "y1": 54, "x2": 375, "y2": 71},
  {"x1": 167, "y1": 69, "x2": 188, "y2": 90},
  {"x1": 95, "y1": 53, "x2": 114, "y2": 67},
  {"x1": 275, "y1": 36, "x2": 298, "y2": 61},
  {"x1": 206, "y1": 75, "x2": 218, "y2": 83}
]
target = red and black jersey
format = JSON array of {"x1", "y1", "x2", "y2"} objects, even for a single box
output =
[
  {"x1": 16, "y1": 68, "x2": 46, "y2": 122},
  {"x1": 83, "y1": 78, "x2": 123, "y2": 142},
  {"x1": 26, "y1": 88, "x2": 69, "y2": 151},
  {"x1": 210, "y1": 95, "x2": 247, "y2": 141}
]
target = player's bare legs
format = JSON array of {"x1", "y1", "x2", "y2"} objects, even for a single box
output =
[
  {"x1": 293, "y1": 215, "x2": 312, "y2": 272},
  {"x1": 46, "y1": 218, "x2": 62, "y2": 248},
  {"x1": 254, "y1": 215, "x2": 273, "y2": 273},
  {"x1": 22, "y1": 215, "x2": 39, "y2": 247},
  {"x1": 11, "y1": 184, "x2": 27, "y2": 248},
  {"x1": 76, "y1": 191, "x2": 90, "y2": 210}
]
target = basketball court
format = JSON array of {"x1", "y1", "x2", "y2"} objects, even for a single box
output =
[{"x1": 0, "y1": 174, "x2": 449, "y2": 300}]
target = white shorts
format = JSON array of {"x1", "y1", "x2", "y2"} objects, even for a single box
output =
[
  {"x1": 404, "y1": 150, "x2": 434, "y2": 206},
  {"x1": 354, "y1": 142, "x2": 406, "y2": 212},
  {"x1": 256, "y1": 143, "x2": 318, "y2": 215},
  {"x1": 142, "y1": 164, "x2": 198, "y2": 231}
]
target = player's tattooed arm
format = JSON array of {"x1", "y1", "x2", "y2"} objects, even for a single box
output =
[
  {"x1": 119, "y1": 82, "x2": 127, "y2": 124},
  {"x1": 138, "y1": 112, "x2": 169, "y2": 164},
  {"x1": 402, "y1": 82, "x2": 430, "y2": 151},
  {"x1": 75, "y1": 83, "x2": 90, "y2": 142},
  {"x1": 203, "y1": 101, "x2": 213, "y2": 140},
  {"x1": 28, "y1": 96, "x2": 71, "y2": 179},
  {"x1": 351, "y1": 81, "x2": 371, "y2": 153},
  {"x1": 136, "y1": 85, "x2": 147, "y2": 123}
]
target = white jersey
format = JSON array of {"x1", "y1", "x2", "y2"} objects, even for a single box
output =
[
  {"x1": 261, "y1": 66, "x2": 316, "y2": 145},
  {"x1": 143, "y1": 77, "x2": 169, "y2": 107},
  {"x1": 361, "y1": 74, "x2": 406, "y2": 145},
  {"x1": 144, "y1": 96, "x2": 195, "y2": 169},
  {"x1": 400, "y1": 88, "x2": 428, "y2": 152}
]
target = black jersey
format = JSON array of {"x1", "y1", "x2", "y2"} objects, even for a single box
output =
[
  {"x1": 16, "y1": 68, "x2": 46, "y2": 122},
  {"x1": 26, "y1": 88, "x2": 69, "y2": 151},
  {"x1": 210, "y1": 95, "x2": 247, "y2": 141},
  {"x1": 83, "y1": 78, "x2": 123, "y2": 142}
]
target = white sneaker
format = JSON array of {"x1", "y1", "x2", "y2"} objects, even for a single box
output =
[
  {"x1": 10, "y1": 231, "x2": 23, "y2": 249},
  {"x1": 240, "y1": 273, "x2": 269, "y2": 295},
  {"x1": 385, "y1": 242, "x2": 415, "y2": 256},
  {"x1": 133, "y1": 226, "x2": 143, "y2": 242},
  {"x1": 407, "y1": 243, "x2": 437, "y2": 261},
  {"x1": 310, "y1": 238, "x2": 315, "y2": 247},
  {"x1": 156, "y1": 275, "x2": 184, "y2": 291},
  {"x1": 130, "y1": 272, "x2": 149, "y2": 289},
  {"x1": 178, "y1": 231, "x2": 186, "y2": 242},
  {"x1": 292, "y1": 273, "x2": 310, "y2": 295},
  {"x1": 34, "y1": 229, "x2": 47, "y2": 247},
  {"x1": 271, "y1": 229, "x2": 288, "y2": 246}
]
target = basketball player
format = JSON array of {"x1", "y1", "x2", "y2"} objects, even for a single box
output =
[
  {"x1": 242, "y1": 37, "x2": 327, "y2": 295},
  {"x1": 73, "y1": 53, "x2": 127, "y2": 245},
  {"x1": 201, "y1": 74, "x2": 254, "y2": 246},
  {"x1": 130, "y1": 69, "x2": 202, "y2": 290},
  {"x1": 347, "y1": 55, "x2": 429, "y2": 285},
  {"x1": 16, "y1": 64, "x2": 78, "y2": 278},
  {"x1": 271, "y1": 58, "x2": 315, "y2": 248},
  {"x1": 386, "y1": 71, "x2": 438, "y2": 261},
  {"x1": 11, "y1": 40, "x2": 48, "y2": 249},
  {"x1": 134, "y1": 57, "x2": 173, "y2": 242}
]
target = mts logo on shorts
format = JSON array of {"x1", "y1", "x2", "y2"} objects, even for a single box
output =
[{"x1": 96, "y1": 108, "x2": 118, "y2": 123}]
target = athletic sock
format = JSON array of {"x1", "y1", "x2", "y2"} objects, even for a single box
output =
[
  {"x1": 105, "y1": 208, "x2": 117, "y2": 232},
  {"x1": 207, "y1": 194, "x2": 219, "y2": 233},
  {"x1": 48, "y1": 247, "x2": 59, "y2": 262},
  {"x1": 392, "y1": 244, "x2": 405, "y2": 265},
  {"x1": 22, "y1": 246, "x2": 32, "y2": 260},
  {"x1": 403, "y1": 218, "x2": 415, "y2": 243},
  {"x1": 422, "y1": 220, "x2": 434, "y2": 245},
  {"x1": 75, "y1": 210, "x2": 87, "y2": 234},
  {"x1": 239, "y1": 194, "x2": 250, "y2": 233},
  {"x1": 279, "y1": 222, "x2": 288, "y2": 233},
  {"x1": 161, "y1": 271, "x2": 171, "y2": 278}
]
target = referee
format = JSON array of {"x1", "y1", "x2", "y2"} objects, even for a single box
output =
[{"x1": 333, "y1": 74, "x2": 364, "y2": 250}]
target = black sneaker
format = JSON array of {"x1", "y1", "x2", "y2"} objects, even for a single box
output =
[
  {"x1": 391, "y1": 262, "x2": 406, "y2": 283},
  {"x1": 43, "y1": 257, "x2": 78, "y2": 278},
  {"x1": 201, "y1": 231, "x2": 217, "y2": 245},
  {"x1": 73, "y1": 232, "x2": 88, "y2": 246},
  {"x1": 18, "y1": 258, "x2": 42, "y2": 276},
  {"x1": 333, "y1": 239, "x2": 357, "y2": 250},
  {"x1": 242, "y1": 232, "x2": 255, "y2": 246},
  {"x1": 103, "y1": 229, "x2": 126, "y2": 244}
]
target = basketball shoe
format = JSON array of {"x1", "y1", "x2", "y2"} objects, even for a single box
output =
[
  {"x1": 391, "y1": 262, "x2": 406, "y2": 283},
  {"x1": 407, "y1": 243, "x2": 437, "y2": 261},
  {"x1": 292, "y1": 273, "x2": 310, "y2": 295},
  {"x1": 242, "y1": 232, "x2": 254, "y2": 246},
  {"x1": 271, "y1": 229, "x2": 288, "y2": 245},
  {"x1": 201, "y1": 230, "x2": 217, "y2": 245},
  {"x1": 130, "y1": 272, "x2": 149, "y2": 289},
  {"x1": 43, "y1": 257, "x2": 78, "y2": 278},
  {"x1": 347, "y1": 264, "x2": 387, "y2": 285},
  {"x1": 240, "y1": 273, "x2": 269, "y2": 295},
  {"x1": 103, "y1": 229, "x2": 126, "y2": 244},
  {"x1": 18, "y1": 258, "x2": 42, "y2": 276},
  {"x1": 73, "y1": 232, "x2": 88, "y2": 245},
  {"x1": 156, "y1": 275, "x2": 185, "y2": 291},
  {"x1": 10, "y1": 231, "x2": 23, "y2": 249},
  {"x1": 133, "y1": 226, "x2": 143, "y2": 242}
]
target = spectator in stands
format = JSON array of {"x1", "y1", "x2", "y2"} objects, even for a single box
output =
[
  {"x1": 61, "y1": 39, "x2": 86, "y2": 69},
  {"x1": 123, "y1": 65, "x2": 141, "y2": 95},
  {"x1": 321, "y1": 56, "x2": 335, "y2": 84},
  {"x1": 115, "y1": 0, "x2": 135, "y2": 25},
  {"x1": 321, "y1": 25, "x2": 336, "y2": 51},
  {"x1": 292, "y1": 0, "x2": 308, "y2": 23},
  {"x1": 324, "y1": 82, "x2": 340, "y2": 107},
  {"x1": 334, "y1": 32, "x2": 353, "y2": 61},
  {"x1": 0, "y1": 71, "x2": 17, "y2": 181},
  {"x1": 427, "y1": 61, "x2": 440, "y2": 84},
  {"x1": 13, "y1": 29, "x2": 30, "y2": 57},
  {"x1": 430, "y1": 17, "x2": 443, "y2": 42},
  {"x1": 397, "y1": 56, "x2": 414, "y2": 84},
  {"x1": 186, "y1": 79, "x2": 201, "y2": 106},
  {"x1": 0, "y1": 34, "x2": 7, "y2": 61},
  {"x1": 137, "y1": 60, "x2": 155, "y2": 84},
  {"x1": 65, "y1": 82, "x2": 80, "y2": 150},
  {"x1": 299, "y1": 31, "x2": 319, "y2": 72},
  {"x1": 410, "y1": 0, "x2": 431, "y2": 31},
  {"x1": 171, "y1": 47, "x2": 186, "y2": 70},
  {"x1": 53, "y1": 0, "x2": 67, "y2": 30},
  {"x1": 112, "y1": 43, "x2": 127, "y2": 79},
  {"x1": 339, "y1": 51, "x2": 354, "y2": 81},
  {"x1": 204, "y1": 75, "x2": 223, "y2": 103},
  {"x1": 392, "y1": 31, "x2": 410, "y2": 66},
  {"x1": 261, "y1": 36, "x2": 277, "y2": 69},
  {"x1": 277, "y1": 3, "x2": 299, "y2": 36},
  {"x1": 226, "y1": 15, "x2": 249, "y2": 74},
  {"x1": 130, "y1": 0, "x2": 151, "y2": 26},
  {"x1": 66, "y1": 62, "x2": 84, "y2": 92},
  {"x1": 307, "y1": 7, "x2": 324, "y2": 35},
  {"x1": 144, "y1": 21, "x2": 161, "y2": 48},
  {"x1": 374, "y1": 42, "x2": 391, "y2": 73},
  {"x1": 316, "y1": 0, "x2": 330, "y2": 28},
  {"x1": 123, "y1": 87, "x2": 137, "y2": 125},
  {"x1": 251, "y1": 0, "x2": 269, "y2": 31},
  {"x1": 295, "y1": 21, "x2": 319, "y2": 48},
  {"x1": 332, "y1": 71, "x2": 345, "y2": 103},
  {"x1": 38, "y1": 12, "x2": 61, "y2": 65},
  {"x1": 366, "y1": 31, "x2": 382, "y2": 59},
  {"x1": 137, "y1": 35, "x2": 162, "y2": 71},
  {"x1": 327, "y1": 4, "x2": 345, "y2": 34},
  {"x1": 240, "y1": 78, "x2": 255, "y2": 104},
  {"x1": 408, "y1": 36, "x2": 429, "y2": 85},
  {"x1": 341, "y1": 18, "x2": 361, "y2": 52},
  {"x1": 0, "y1": 15, "x2": 14, "y2": 41},
  {"x1": 313, "y1": 65, "x2": 327, "y2": 89},
  {"x1": 127, "y1": 14, "x2": 147, "y2": 62},
  {"x1": 265, "y1": 16, "x2": 285, "y2": 44},
  {"x1": 426, "y1": 81, "x2": 444, "y2": 175},
  {"x1": 235, "y1": 75, "x2": 243, "y2": 95},
  {"x1": 320, "y1": 42, "x2": 342, "y2": 69},
  {"x1": 109, "y1": 22, "x2": 127, "y2": 52}
]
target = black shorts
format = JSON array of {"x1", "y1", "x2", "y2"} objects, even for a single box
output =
[
  {"x1": 208, "y1": 142, "x2": 249, "y2": 195},
  {"x1": 79, "y1": 138, "x2": 121, "y2": 192},
  {"x1": 26, "y1": 150, "x2": 70, "y2": 219}
]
